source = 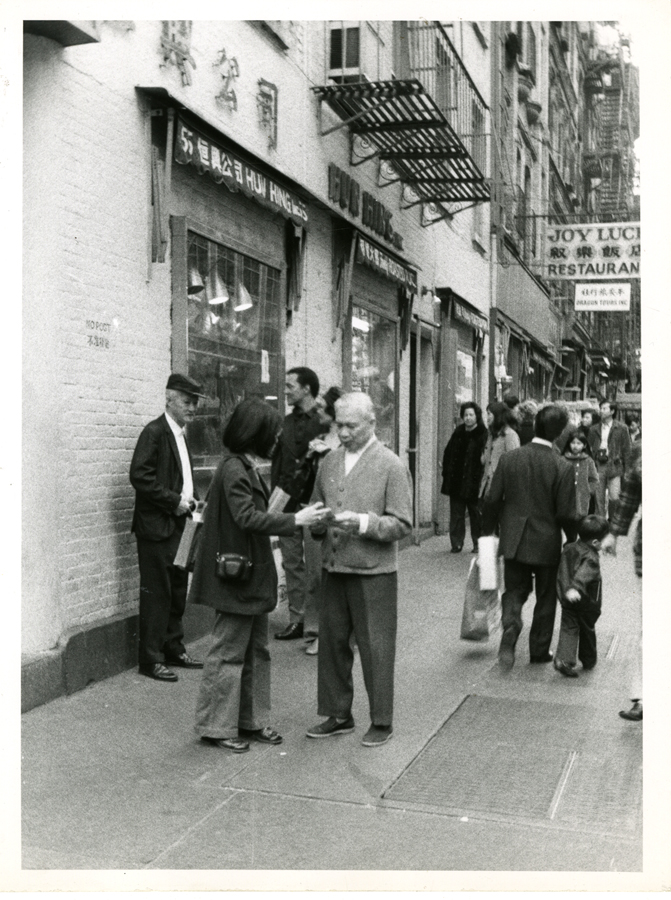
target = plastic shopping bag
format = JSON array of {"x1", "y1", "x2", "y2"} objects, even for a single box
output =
[{"x1": 460, "y1": 557, "x2": 501, "y2": 642}]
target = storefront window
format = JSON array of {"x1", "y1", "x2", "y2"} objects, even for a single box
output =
[
  {"x1": 351, "y1": 305, "x2": 397, "y2": 449},
  {"x1": 186, "y1": 231, "x2": 282, "y2": 491}
]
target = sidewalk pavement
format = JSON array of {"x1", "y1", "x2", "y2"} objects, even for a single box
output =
[{"x1": 20, "y1": 531, "x2": 649, "y2": 889}]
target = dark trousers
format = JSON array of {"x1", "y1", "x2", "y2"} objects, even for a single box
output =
[
  {"x1": 136, "y1": 530, "x2": 188, "y2": 666},
  {"x1": 500, "y1": 559, "x2": 558, "y2": 660},
  {"x1": 449, "y1": 497, "x2": 481, "y2": 551},
  {"x1": 318, "y1": 571, "x2": 397, "y2": 727},
  {"x1": 555, "y1": 597, "x2": 601, "y2": 668}
]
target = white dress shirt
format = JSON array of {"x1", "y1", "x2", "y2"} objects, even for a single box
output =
[
  {"x1": 344, "y1": 435, "x2": 377, "y2": 534},
  {"x1": 600, "y1": 420, "x2": 612, "y2": 450},
  {"x1": 166, "y1": 412, "x2": 194, "y2": 502}
]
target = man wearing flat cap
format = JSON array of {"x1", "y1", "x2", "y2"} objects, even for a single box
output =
[{"x1": 130, "y1": 373, "x2": 206, "y2": 681}]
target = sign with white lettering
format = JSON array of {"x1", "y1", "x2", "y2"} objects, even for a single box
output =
[
  {"x1": 545, "y1": 222, "x2": 640, "y2": 280},
  {"x1": 575, "y1": 283, "x2": 631, "y2": 311},
  {"x1": 175, "y1": 118, "x2": 308, "y2": 228},
  {"x1": 355, "y1": 235, "x2": 417, "y2": 292}
]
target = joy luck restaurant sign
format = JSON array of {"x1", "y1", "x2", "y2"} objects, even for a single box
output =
[{"x1": 544, "y1": 222, "x2": 640, "y2": 280}]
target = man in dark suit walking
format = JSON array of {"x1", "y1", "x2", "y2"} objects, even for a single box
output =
[
  {"x1": 482, "y1": 404, "x2": 576, "y2": 669},
  {"x1": 130, "y1": 373, "x2": 206, "y2": 681}
]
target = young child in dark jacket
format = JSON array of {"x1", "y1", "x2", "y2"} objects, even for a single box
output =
[
  {"x1": 554, "y1": 515, "x2": 610, "y2": 678},
  {"x1": 562, "y1": 429, "x2": 599, "y2": 543}
]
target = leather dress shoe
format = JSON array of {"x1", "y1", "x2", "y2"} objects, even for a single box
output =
[
  {"x1": 530, "y1": 651, "x2": 554, "y2": 663},
  {"x1": 274, "y1": 622, "x2": 304, "y2": 640},
  {"x1": 619, "y1": 701, "x2": 643, "y2": 721},
  {"x1": 554, "y1": 658, "x2": 579, "y2": 678},
  {"x1": 201, "y1": 736, "x2": 250, "y2": 753},
  {"x1": 239, "y1": 726, "x2": 283, "y2": 745},
  {"x1": 165, "y1": 652, "x2": 203, "y2": 669},
  {"x1": 139, "y1": 663, "x2": 178, "y2": 682}
]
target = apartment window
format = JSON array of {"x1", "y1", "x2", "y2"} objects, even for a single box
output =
[
  {"x1": 329, "y1": 21, "x2": 385, "y2": 83},
  {"x1": 329, "y1": 22, "x2": 362, "y2": 83}
]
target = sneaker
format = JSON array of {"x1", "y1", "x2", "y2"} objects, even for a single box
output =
[
  {"x1": 361, "y1": 725, "x2": 393, "y2": 747},
  {"x1": 554, "y1": 658, "x2": 579, "y2": 678},
  {"x1": 306, "y1": 715, "x2": 355, "y2": 738}
]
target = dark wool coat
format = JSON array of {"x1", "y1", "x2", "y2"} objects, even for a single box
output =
[
  {"x1": 563, "y1": 452, "x2": 599, "y2": 518},
  {"x1": 130, "y1": 413, "x2": 197, "y2": 541},
  {"x1": 482, "y1": 443, "x2": 576, "y2": 567},
  {"x1": 188, "y1": 450, "x2": 297, "y2": 616},
  {"x1": 587, "y1": 419, "x2": 632, "y2": 478},
  {"x1": 441, "y1": 422, "x2": 487, "y2": 501},
  {"x1": 557, "y1": 540, "x2": 602, "y2": 606}
]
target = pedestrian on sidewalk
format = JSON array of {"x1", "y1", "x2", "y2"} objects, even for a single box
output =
[
  {"x1": 302, "y1": 385, "x2": 344, "y2": 656},
  {"x1": 129, "y1": 373, "x2": 207, "y2": 683},
  {"x1": 482, "y1": 404, "x2": 576, "y2": 669},
  {"x1": 190, "y1": 399, "x2": 330, "y2": 753},
  {"x1": 553, "y1": 515, "x2": 610, "y2": 678},
  {"x1": 516, "y1": 399, "x2": 539, "y2": 446},
  {"x1": 306, "y1": 392, "x2": 413, "y2": 747},
  {"x1": 602, "y1": 440, "x2": 643, "y2": 721},
  {"x1": 587, "y1": 399, "x2": 631, "y2": 521},
  {"x1": 271, "y1": 367, "x2": 325, "y2": 644},
  {"x1": 561, "y1": 429, "x2": 599, "y2": 543},
  {"x1": 440, "y1": 401, "x2": 487, "y2": 553},
  {"x1": 479, "y1": 401, "x2": 520, "y2": 502}
]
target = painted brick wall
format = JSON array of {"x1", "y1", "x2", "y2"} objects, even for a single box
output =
[
  {"x1": 23, "y1": 20, "x2": 495, "y2": 662},
  {"x1": 23, "y1": 33, "x2": 171, "y2": 655}
]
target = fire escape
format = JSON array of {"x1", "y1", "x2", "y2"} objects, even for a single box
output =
[{"x1": 312, "y1": 22, "x2": 490, "y2": 224}]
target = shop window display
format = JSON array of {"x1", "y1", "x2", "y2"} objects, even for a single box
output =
[
  {"x1": 351, "y1": 305, "x2": 397, "y2": 449},
  {"x1": 186, "y1": 231, "x2": 282, "y2": 492}
]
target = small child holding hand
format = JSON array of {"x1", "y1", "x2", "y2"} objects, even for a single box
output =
[{"x1": 554, "y1": 515, "x2": 610, "y2": 678}]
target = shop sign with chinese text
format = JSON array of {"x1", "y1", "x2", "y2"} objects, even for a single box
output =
[
  {"x1": 174, "y1": 118, "x2": 308, "y2": 228},
  {"x1": 545, "y1": 222, "x2": 640, "y2": 280},
  {"x1": 575, "y1": 283, "x2": 631, "y2": 311},
  {"x1": 356, "y1": 235, "x2": 417, "y2": 292}
]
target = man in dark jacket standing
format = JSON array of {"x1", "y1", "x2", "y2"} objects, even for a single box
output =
[
  {"x1": 271, "y1": 367, "x2": 325, "y2": 642},
  {"x1": 482, "y1": 405, "x2": 576, "y2": 669},
  {"x1": 587, "y1": 399, "x2": 631, "y2": 521},
  {"x1": 130, "y1": 373, "x2": 206, "y2": 681}
]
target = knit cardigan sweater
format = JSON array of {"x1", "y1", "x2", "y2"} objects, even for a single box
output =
[{"x1": 310, "y1": 439, "x2": 413, "y2": 574}]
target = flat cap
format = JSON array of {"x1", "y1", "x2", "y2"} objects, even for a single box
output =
[{"x1": 166, "y1": 373, "x2": 206, "y2": 398}]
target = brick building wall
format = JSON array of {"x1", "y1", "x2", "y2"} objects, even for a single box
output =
[{"x1": 22, "y1": 19, "x2": 493, "y2": 707}]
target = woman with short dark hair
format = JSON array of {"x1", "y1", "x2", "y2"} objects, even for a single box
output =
[
  {"x1": 189, "y1": 398, "x2": 329, "y2": 753},
  {"x1": 441, "y1": 402, "x2": 487, "y2": 553},
  {"x1": 479, "y1": 400, "x2": 520, "y2": 500}
]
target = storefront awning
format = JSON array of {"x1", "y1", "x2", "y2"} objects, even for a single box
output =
[
  {"x1": 173, "y1": 117, "x2": 309, "y2": 229},
  {"x1": 495, "y1": 309, "x2": 529, "y2": 344},
  {"x1": 312, "y1": 80, "x2": 489, "y2": 204},
  {"x1": 355, "y1": 233, "x2": 418, "y2": 293},
  {"x1": 136, "y1": 87, "x2": 312, "y2": 230}
]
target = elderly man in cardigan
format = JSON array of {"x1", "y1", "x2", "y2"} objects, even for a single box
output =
[{"x1": 306, "y1": 392, "x2": 413, "y2": 747}]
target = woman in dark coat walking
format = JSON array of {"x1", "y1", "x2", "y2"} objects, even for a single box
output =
[
  {"x1": 441, "y1": 401, "x2": 488, "y2": 553},
  {"x1": 190, "y1": 399, "x2": 329, "y2": 753}
]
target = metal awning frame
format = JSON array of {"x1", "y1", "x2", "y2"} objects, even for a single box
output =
[{"x1": 314, "y1": 78, "x2": 490, "y2": 207}]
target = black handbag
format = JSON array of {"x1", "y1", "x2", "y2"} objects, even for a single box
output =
[{"x1": 215, "y1": 552, "x2": 253, "y2": 582}]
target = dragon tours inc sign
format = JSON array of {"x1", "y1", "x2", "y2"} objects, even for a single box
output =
[
  {"x1": 575, "y1": 283, "x2": 631, "y2": 311},
  {"x1": 544, "y1": 222, "x2": 640, "y2": 280}
]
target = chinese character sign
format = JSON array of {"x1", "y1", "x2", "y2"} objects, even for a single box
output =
[
  {"x1": 575, "y1": 283, "x2": 631, "y2": 311},
  {"x1": 545, "y1": 223, "x2": 640, "y2": 280}
]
